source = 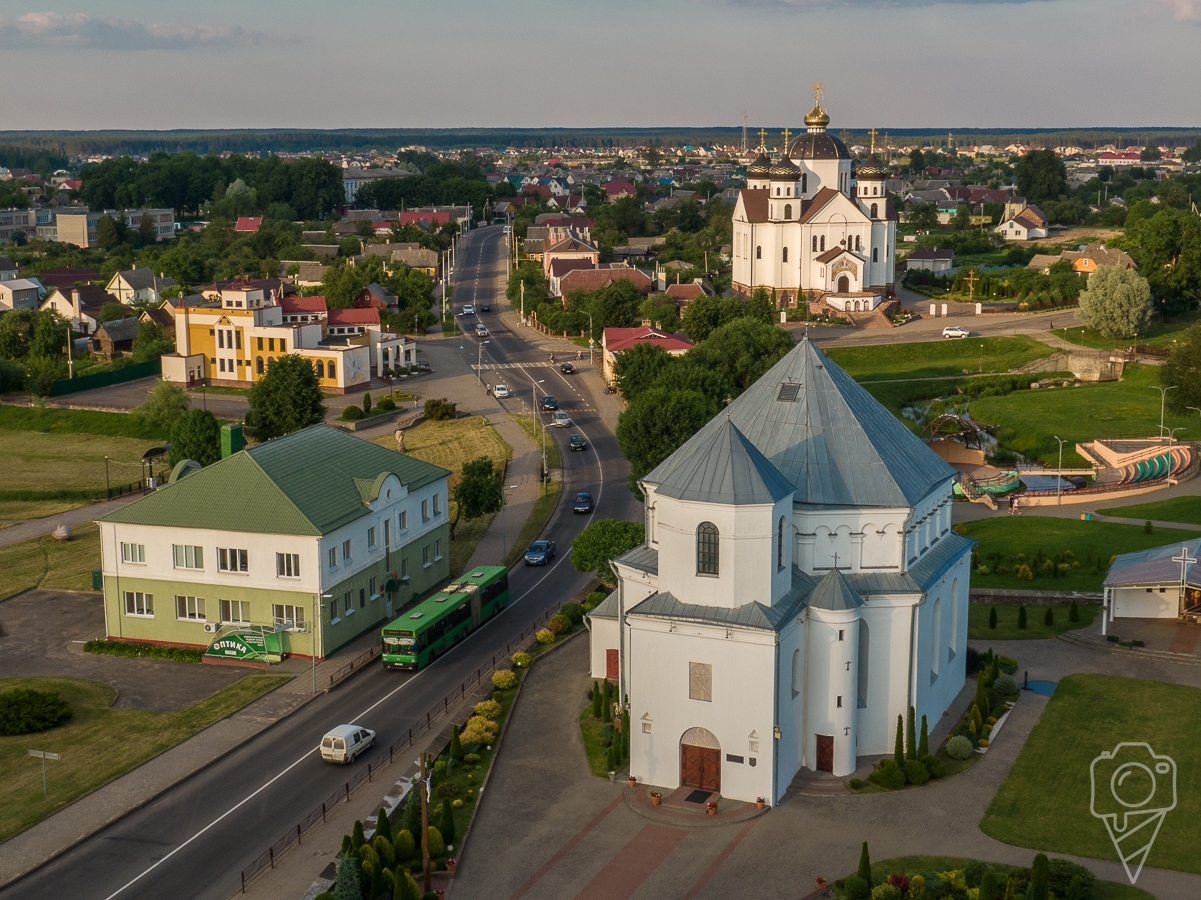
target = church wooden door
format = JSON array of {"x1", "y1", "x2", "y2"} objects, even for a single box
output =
[
  {"x1": 605, "y1": 649, "x2": 618, "y2": 681},
  {"x1": 837, "y1": 275, "x2": 850, "y2": 294},
  {"x1": 680, "y1": 744, "x2": 721, "y2": 792},
  {"x1": 815, "y1": 734, "x2": 834, "y2": 773}
]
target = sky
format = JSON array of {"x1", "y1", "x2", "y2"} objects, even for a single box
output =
[{"x1": 0, "y1": 0, "x2": 1198, "y2": 131}]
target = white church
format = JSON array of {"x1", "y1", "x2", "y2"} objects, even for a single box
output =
[
  {"x1": 731, "y1": 86, "x2": 898, "y2": 313},
  {"x1": 588, "y1": 335, "x2": 972, "y2": 806}
]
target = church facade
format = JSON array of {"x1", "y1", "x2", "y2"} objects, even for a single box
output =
[
  {"x1": 588, "y1": 336, "x2": 972, "y2": 805},
  {"x1": 730, "y1": 90, "x2": 898, "y2": 312}
]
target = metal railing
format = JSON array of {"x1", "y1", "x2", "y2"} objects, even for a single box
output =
[
  {"x1": 238, "y1": 607, "x2": 554, "y2": 893},
  {"x1": 328, "y1": 643, "x2": 383, "y2": 689}
]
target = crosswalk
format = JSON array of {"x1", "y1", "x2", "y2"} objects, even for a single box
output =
[{"x1": 470, "y1": 361, "x2": 592, "y2": 372}]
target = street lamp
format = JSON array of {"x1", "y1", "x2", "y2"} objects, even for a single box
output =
[
  {"x1": 587, "y1": 312, "x2": 595, "y2": 365},
  {"x1": 1151, "y1": 385, "x2": 1177, "y2": 438},
  {"x1": 1188, "y1": 407, "x2": 1201, "y2": 442},
  {"x1": 1168, "y1": 426, "x2": 1185, "y2": 443},
  {"x1": 499, "y1": 483, "x2": 517, "y2": 560},
  {"x1": 530, "y1": 378, "x2": 547, "y2": 492},
  {"x1": 313, "y1": 591, "x2": 333, "y2": 694},
  {"x1": 477, "y1": 340, "x2": 490, "y2": 386},
  {"x1": 1053, "y1": 436, "x2": 1067, "y2": 506}
]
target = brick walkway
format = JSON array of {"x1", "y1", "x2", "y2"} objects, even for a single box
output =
[{"x1": 451, "y1": 637, "x2": 1201, "y2": 900}]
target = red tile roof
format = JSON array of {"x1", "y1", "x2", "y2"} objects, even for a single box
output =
[
  {"x1": 398, "y1": 210, "x2": 451, "y2": 226},
  {"x1": 549, "y1": 258, "x2": 596, "y2": 279},
  {"x1": 559, "y1": 267, "x2": 653, "y2": 295},
  {"x1": 604, "y1": 325, "x2": 693, "y2": 354},
  {"x1": 665, "y1": 283, "x2": 711, "y2": 302},
  {"x1": 602, "y1": 180, "x2": 636, "y2": 195},
  {"x1": 281, "y1": 295, "x2": 328, "y2": 314},
  {"x1": 235, "y1": 217, "x2": 263, "y2": 233},
  {"x1": 328, "y1": 308, "x2": 380, "y2": 326}
]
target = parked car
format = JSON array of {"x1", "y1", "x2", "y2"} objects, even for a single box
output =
[
  {"x1": 552, "y1": 410, "x2": 571, "y2": 427},
  {"x1": 573, "y1": 491, "x2": 594, "y2": 513},
  {"x1": 569, "y1": 433, "x2": 587, "y2": 451},
  {"x1": 525, "y1": 539, "x2": 556, "y2": 565},
  {"x1": 475, "y1": 324, "x2": 489, "y2": 337},
  {"x1": 942, "y1": 325, "x2": 970, "y2": 338},
  {"x1": 320, "y1": 724, "x2": 376, "y2": 764},
  {"x1": 560, "y1": 362, "x2": 575, "y2": 374},
  {"x1": 462, "y1": 304, "x2": 475, "y2": 315},
  {"x1": 493, "y1": 383, "x2": 511, "y2": 398},
  {"x1": 540, "y1": 396, "x2": 558, "y2": 411},
  {"x1": 416, "y1": 362, "x2": 433, "y2": 373}
]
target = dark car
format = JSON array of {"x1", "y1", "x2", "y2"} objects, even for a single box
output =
[
  {"x1": 479, "y1": 302, "x2": 491, "y2": 312},
  {"x1": 573, "y1": 491, "x2": 593, "y2": 513},
  {"x1": 416, "y1": 362, "x2": 433, "y2": 373},
  {"x1": 540, "y1": 396, "x2": 558, "y2": 411},
  {"x1": 569, "y1": 433, "x2": 587, "y2": 451},
  {"x1": 524, "y1": 539, "x2": 556, "y2": 565},
  {"x1": 560, "y1": 362, "x2": 575, "y2": 374}
]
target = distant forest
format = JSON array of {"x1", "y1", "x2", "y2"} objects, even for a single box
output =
[{"x1": 0, "y1": 127, "x2": 1199, "y2": 159}]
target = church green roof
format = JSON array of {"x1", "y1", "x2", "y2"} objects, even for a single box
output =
[
  {"x1": 643, "y1": 335, "x2": 954, "y2": 508},
  {"x1": 100, "y1": 424, "x2": 448, "y2": 536},
  {"x1": 647, "y1": 418, "x2": 794, "y2": 506}
]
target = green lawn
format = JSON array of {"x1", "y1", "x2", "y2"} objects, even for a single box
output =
[
  {"x1": 0, "y1": 674, "x2": 288, "y2": 840},
  {"x1": 1051, "y1": 312, "x2": 1200, "y2": 351},
  {"x1": 578, "y1": 707, "x2": 612, "y2": 778},
  {"x1": 840, "y1": 857, "x2": 1153, "y2": 900},
  {"x1": 0, "y1": 405, "x2": 168, "y2": 441},
  {"x1": 0, "y1": 428, "x2": 158, "y2": 500},
  {"x1": 970, "y1": 364, "x2": 1199, "y2": 466},
  {"x1": 0, "y1": 522, "x2": 101, "y2": 601},
  {"x1": 824, "y1": 336, "x2": 1052, "y2": 383},
  {"x1": 968, "y1": 602, "x2": 1099, "y2": 640},
  {"x1": 962, "y1": 516, "x2": 1201, "y2": 593},
  {"x1": 513, "y1": 414, "x2": 563, "y2": 469},
  {"x1": 1098, "y1": 496, "x2": 1201, "y2": 528},
  {"x1": 981, "y1": 674, "x2": 1201, "y2": 876}
]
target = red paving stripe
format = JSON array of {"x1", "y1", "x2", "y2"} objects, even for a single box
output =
[
  {"x1": 680, "y1": 819, "x2": 759, "y2": 900},
  {"x1": 573, "y1": 824, "x2": 689, "y2": 900},
  {"x1": 1168, "y1": 625, "x2": 1200, "y2": 655},
  {"x1": 508, "y1": 794, "x2": 625, "y2": 900}
]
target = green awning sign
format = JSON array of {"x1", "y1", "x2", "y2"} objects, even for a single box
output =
[{"x1": 206, "y1": 631, "x2": 268, "y2": 661}]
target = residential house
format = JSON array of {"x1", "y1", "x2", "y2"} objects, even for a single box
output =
[
  {"x1": 0, "y1": 254, "x2": 16, "y2": 280},
  {"x1": 0, "y1": 278, "x2": 42, "y2": 311},
  {"x1": 95, "y1": 424, "x2": 451, "y2": 659},
  {"x1": 664, "y1": 280, "x2": 715, "y2": 308},
  {"x1": 558, "y1": 266, "x2": 654, "y2": 298},
  {"x1": 280, "y1": 295, "x2": 328, "y2": 324},
  {"x1": 124, "y1": 209, "x2": 175, "y2": 242},
  {"x1": 343, "y1": 166, "x2": 412, "y2": 204},
  {"x1": 0, "y1": 208, "x2": 35, "y2": 243},
  {"x1": 602, "y1": 180, "x2": 637, "y2": 201},
  {"x1": 41, "y1": 284, "x2": 117, "y2": 335},
  {"x1": 279, "y1": 260, "x2": 329, "y2": 287},
  {"x1": 107, "y1": 268, "x2": 178, "y2": 306},
  {"x1": 995, "y1": 205, "x2": 1049, "y2": 241},
  {"x1": 355, "y1": 283, "x2": 398, "y2": 310},
  {"x1": 1026, "y1": 244, "x2": 1136, "y2": 277},
  {"x1": 55, "y1": 210, "x2": 106, "y2": 248},
  {"x1": 601, "y1": 325, "x2": 693, "y2": 385},
  {"x1": 391, "y1": 247, "x2": 439, "y2": 278},
  {"x1": 541, "y1": 233, "x2": 600, "y2": 278},
  {"x1": 904, "y1": 247, "x2": 955, "y2": 273},
  {"x1": 234, "y1": 217, "x2": 263, "y2": 233},
  {"x1": 30, "y1": 266, "x2": 100, "y2": 290},
  {"x1": 139, "y1": 305, "x2": 177, "y2": 339},
  {"x1": 548, "y1": 259, "x2": 598, "y2": 297},
  {"x1": 92, "y1": 317, "x2": 140, "y2": 359},
  {"x1": 324, "y1": 308, "x2": 415, "y2": 375}
]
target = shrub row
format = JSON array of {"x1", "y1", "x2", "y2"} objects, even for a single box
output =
[{"x1": 83, "y1": 639, "x2": 203, "y2": 664}]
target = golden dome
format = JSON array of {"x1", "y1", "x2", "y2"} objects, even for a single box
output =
[
  {"x1": 746, "y1": 152, "x2": 772, "y2": 177},
  {"x1": 804, "y1": 105, "x2": 830, "y2": 129}
]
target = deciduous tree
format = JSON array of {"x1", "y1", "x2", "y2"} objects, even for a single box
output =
[
  {"x1": 691, "y1": 317, "x2": 793, "y2": 393},
  {"x1": 570, "y1": 519, "x2": 646, "y2": 583},
  {"x1": 136, "y1": 379, "x2": 190, "y2": 431},
  {"x1": 247, "y1": 353, "x2": 326, "y2": 441},
  {"x1": 613, "y1": 341, "x2": 673, "y2": 404},
  {"x1": 1076, "y1": 266, "x2": 1152, "y2": 339},
  {"x1": 450, "y1": 456, "x2": 502, "y2": 539},
  {"x1": 168, "y1": 408, "x2": 221, "y2": 467},
  {"x1": 1015, "y1": 149, "x2": 1067, "y2": 204},
  {"x1": 616, "y1": 387, "x2": 717, "y2": 494}
]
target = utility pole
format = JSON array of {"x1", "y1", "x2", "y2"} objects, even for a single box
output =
[
  {"x1": 420, "y1": 751, "x2": 431, "y2": 893},
  {"x1": 1054, "y1": 436, "x2": 1066, "y2": 506}
]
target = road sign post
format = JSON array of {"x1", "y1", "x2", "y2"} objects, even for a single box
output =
[{"x1": 28, "y1": 750, "x2": 61, "y2": 796}]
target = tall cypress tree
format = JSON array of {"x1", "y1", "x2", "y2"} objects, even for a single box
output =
[
  {"x1": 591, "y1": 681, "x2": 603, "y2": 718},
  {"x1": 1029, "y1": 854, "x2": 1050, "y2": 900},
  {"x1": 404, "y1": 789, "x2": 421, "y2": 840},
  {"x1": 906, "y1": 706, "x2": 918, "y2": 761},
  {"x1": 449, "y1": 723, "x2": 463, "y2": 761},
  {"x1": 919, "y1": 715, "x2": 929, "y2": 758},
  {"x1": 989, "y1": 607, "x2": 998, "y2": 629},
  {"x1": 978, "y1": 871, "x2": 1000, "y2": 900},
  {"x1": 375, "y1": 806, "x2": 392, "y2": 844},
  {"x1": 438, "y1": 797, "x2": 457, "y2": 844},
  {"x1": 893, "y1": 715, "x2": 904, "y2": 768},
  {"x1": 1018, "y1": 606, "x2": 1028, "y2": 629},
  {"x1": 857, "y1": 841, "x2": 872, "y2": 887},
  {"x1": 352, "y1": 820, "x2": 367, "y2": 851}
]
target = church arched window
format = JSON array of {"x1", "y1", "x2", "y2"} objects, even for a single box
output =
[
  {"x1": 857, "y1": 621, "x2": 870, "y2": 708},
  {"x1": 801, "y1": 174, "x2": 808, "y2": 193},
  {"x1": 696, "y1": 522, "x2": 719, "y2": 575},
  {"x1": 873, "y1": 247, "x2": 879, "y2": 263},
  {"x1": 786, "y1": 187, "x2": 791, "y2": 196},
  {"x1": 791, "y1": 648, "x2": 802, "y2": 699},
  {"x1": 811, "y1": 236, "x2": 817, "y2": 253},
  {"x1": 783, "y1": 204, "x2": 792, "y2": 220},
  {"x1": 820, "y1": 235, "x2": 825, "y2": 252},
  {"x1": 755, "y1": 246, "x2": 761, "y2": 260},
  {"x1": 776, "y1": 187, "x2": 781, "y2": 196},
  {"x1": 855, "y1": 235, "x2": 862, "y2": 252},
  {"x1": 782, "y1": 247, "x2": 788, "y2": 263},
  {"x1": 777, "y1": 516, "x2": 786, "y2": 570},
  {"x1": 873, "y1": 186, "x2": 879, "y2": 196},
  {"x1": 949, "y1": 578, "x2": 959, "y2": 657},
  {"x1": 931, "y1": 598, "x2": 942, "y2": 676},
  {"x1": 870, "y1": 203, "x2": 878, "y2": 218}
]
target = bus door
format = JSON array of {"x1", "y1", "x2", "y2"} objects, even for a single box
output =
[{"x1": 468, "y1": 585, "x2": 482, "y2": 629}]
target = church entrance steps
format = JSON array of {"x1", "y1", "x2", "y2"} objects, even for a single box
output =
[
  {"x1": 624, "y1": 783, "x2": 768, "y2": 827},
  {"x1": 786, "y1": 768, "x2": 849, "y2": 796}
]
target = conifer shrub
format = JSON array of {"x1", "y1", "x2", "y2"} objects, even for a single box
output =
[
  {"x1": 1069, "y1": 600, "x2": 1079, "y2": 622},
  {"x1": 870, "y1": 759, "x2": 906, "y2": 789},
  {"x1": 1015, "y1": 565, "x2": 1033, "y2": 581},
  {"x1": 843, "y1": 876, "x2": 870, "y2": 899},
  {"x1": 377, "y1": 397, "x2": 396, "y2": 411},
  {"x1": 1044, "y1": 607, "x2": 1054, "y2": 626},
  {"x1": 372, "y1": 834, "x2": 395, "y2": 869},
  {"x1": 903, "y1": 758, "x2": 930, "y2": 785},
  {"x1": 583, "y1": 591, "x2": 606, "y2": 610},
  {"x1": 1018, "y1": 606, "x2": 1028, "y2": 628},
  {"x1": 0, "y1": 688, "x2": 72, "y2": 735},
  {"x1": 342, "y1": 405, "x2": 365, "y2": 421},
  {"x1": 946, "y1": 735, "x2": 975, "y2": 760},
  {"x1": 992, "y1": 674, "x2": 1018, "y2": 698},
  {"x1": 393, "y1": 828, "x2": 415, "y2": 861},
  {"x1": 559, "y1": 602, "x2": 584, "y2": 625},
  {"x1": 426, "y1": 826, "x2": 444, "y2": 860},
  {"x1": 438, "y1": 797, "x2": 456, "y2": 843},
  {"x1": 473, "y1": 699, "x2": 501, "y2": 720},
  {"x1": 535, "y1": 628, "x2": 555, "y2": 644},
  {"x1": 512, "y1": 651, "x2": 532, "y2": 668},
  {"x1": 989, "y1": 607, "x2": 997, "y2": 629},
  {"x1": 921, "y1": 754, "x2": 946, "y2": 778},
  {"x1": 375, "y1": 805, "x2": 392, "y2": 844},
  {"x1": 591, "y1": 681, "x2": 603, "y2": 718},
  {"x1": 448, "y1": 724, "x2": 463, "y2": 760},
  {"x1": 547, "y1": 614, "x2": 571, "y2": 634}
]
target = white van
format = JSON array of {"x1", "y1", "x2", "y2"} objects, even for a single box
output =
[{"x1": 320, "y1": 724, "x2": 376, "y2": 764}]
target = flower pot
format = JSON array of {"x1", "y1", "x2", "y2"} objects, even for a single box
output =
[
  {"x1": 756, "y1": 799, "x2": 765, "y2": 810},
  {"x1": 627, "y1": 774, "x2": 636, "y2": 787},
  {"x1": 446, "y1": 860, "x2": 458, "y2": 875},
  {"x1": 706, "y1": 806, "x2": 716, "y2": 816},
  {"x1": 651, "y1": 795, "x2": 661, "y2": 806}
]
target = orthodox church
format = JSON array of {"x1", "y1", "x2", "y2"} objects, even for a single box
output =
[
  {"x1": 588, "y1": 335, "x2": 972, "y2": 805},
  {"x1": 731, "y1": 85, "x2": 898, "y2": 312}
]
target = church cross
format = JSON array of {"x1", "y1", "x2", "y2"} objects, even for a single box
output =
[
  {"x1": 869, "y1": 127, "x2": 877, "y2": 155},
  {"x1": 782, "y1": 127, "x2": 792, "y2": 148},
  {"x1": 812, "y1": 81, "x2": 824, "y2": 109},
  {"x1": 964, "y1": 269, "x2": 979, "y2": 303},
  {"x1": 832, "y1": 552, "x2": 840, "y2": 569},
  {"x1": 757, "y1": 127, "x2": 768, "y2": 150},
  {"x1": 1173, "y1": 546, "x2": 1197, "y2": 586}
]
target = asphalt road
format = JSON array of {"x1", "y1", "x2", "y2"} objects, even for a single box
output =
[{"x1": 4, "y1": 225, "x2": 638, "y2": 900}]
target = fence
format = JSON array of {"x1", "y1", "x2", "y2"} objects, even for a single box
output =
[
  {"x1": 48, "y1": 359, "x2": 162, "y2": 397},
  {"x1": 327, "y1": 643, "x2": 382, "y2": 689},
  {"x1": 238, "y1": 606, "x2": 555, "y2": 893},
  {"x1": 107, "y1": 478, "x2": 147, "y2": 501}
]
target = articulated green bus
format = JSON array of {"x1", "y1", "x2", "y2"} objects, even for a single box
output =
[{"x1": 381, "y1": 566, "x2": 510, "y2": 670}]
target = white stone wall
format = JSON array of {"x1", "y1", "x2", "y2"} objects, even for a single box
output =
[
  {"x1": 803, "y1": 608, "x2": 859, "y2": 776},
  {"x1": 588, "y1": 616, "x2": 619, "y2": 679},
  {"x1": 1112, "y1": 585, "x2": 1179, "y2": 618}
]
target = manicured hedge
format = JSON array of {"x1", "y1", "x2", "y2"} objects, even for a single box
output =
[{"x1": 84, "y1": 640, "x2": 203, "y2": 663}]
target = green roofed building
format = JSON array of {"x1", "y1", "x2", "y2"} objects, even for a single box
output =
[{"x1": 97, "y1": 424, "x2": 451, "y2": 661}]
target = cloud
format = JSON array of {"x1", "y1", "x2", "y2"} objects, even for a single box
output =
[
  {"x1": 0, "y1": 12, "x2": 266, "y2": 50},
  {"x1": 1158, "y1": 0, "x2": 1201, "y2": 19},
  {"x1": 715, "y1": 0, "x2": 1060, "y2": 6}
]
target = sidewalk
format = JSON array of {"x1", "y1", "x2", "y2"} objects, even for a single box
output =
[
  {"x1": 0, "y1": 627, "x2": 382, "y2": 889},
  {"x1": 0, "y1": 493, "x2": 142, "y2": 548}
]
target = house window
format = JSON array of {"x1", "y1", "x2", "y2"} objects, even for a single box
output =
[
  {"x1": 837, "y1": 696, "x2": 843, "y2": 708},
  {"x1": 856, "y1": 235, "x2": 862, "y2": 251},
  {"x1": 235, "y1": 331, "x2": 242, "y2": 350},
  {"x1": 368, "y1": 526, "x2": 377, "y2": 549},
  {"x1": 400, "y1": 557, "x2": 409, "y2": 579},
  {"x1": 328, "y1": 360, "x2": 336, "y2": 379},
  {"x1": 399, "y1": 510, "x2": 408, "y2": 531},
  {"x1": 642, "y1": 722, "x2": 652, "y2": 734},
  {"x1": 369, "y1": 576, "x2": 377, "y2": 598},
  {"x1": 343, "y1": 539, "x2": 352, "y2": 560},
  {"x1": 384, "y1": 519, "x2": 390, "y2": 548},
  {"x1": 257, "y1": 337, "x2": 263, "y2": 351},
  {"x1": 344, "y1": 591, "x2": 353, "y2": 615},
  {"x1": 359, "y1": 588, "x2": 366, "y2": 608},
  {"x1": 421, "y1": 500, "x2": 430, "y2": 522},
  {"x1": 124, "y1": 591, "x2": 154, "y2": 617},
  {"x1": 218, "y1": 548, "x2": 248, "y2": 573},
  {"x1": 272, "y1": 604, "x2": 305, "y2": 630},
  {"x1": 696, "y1": 522, "x2": 719, "y2": 575},
  {"x1": 219, "y1": 599, "x2": 249, "y2": 624},
  {"x1": 218, "y1": 330, "x2": 225, "y2": 350},
  {"x1": 820, "y1": 235, "x2": 826, "y2": 251},
  {"x1": 434, "y1": 539, "x2": 442, "y2": 560},
  {"x1": 782, "y1": 247, "x2": 789, "y2": 263},
  {"x1": 121, "y1": 542, "x2": 145, "y2": 564},
  {"x1": 256, "y1": 356, "x2": 264, "y2": 375},
  {"x1": 777, "y1": 516, "x2": 786, "y2": 570},
  {"x1": 268, "y1": 338, "x2": 275, "y2": 351},
  {"x1": 280, "y1": 339, "x2": 286, "y2": 352},
  {"x1": 689, "y1": 662, "x2": 712, "y2": 702},
  {"x1": 931, "y1": 598, "x2": 942, "y2": 676},
  {"x1": 433, "y1": 493, "x2": 441, "y2": 516},
  {"x1": 801, "y1": 174, "x2": 807, "y2": 193},
  {"x1": 173, "y1": 544, "x2": 204, "y2": 569},
  {"x1": 276, "y1": 552, "x2": 300, "y2": 578},
  {"x1": 330, "y1": 600, "x2": 339, "y2": 623},
  {"x1": 422, "y1": 545, "x2": 430, "y2": 567},
  {"x1": 176, "y1": 595, "x2": 206, "y2": 620},
  {"x1": 329, "y1": 546, "x2": 337, "y2": 568},
  {"x1": 316, "y1": 359, "x2": 325, "y2": 379}
]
